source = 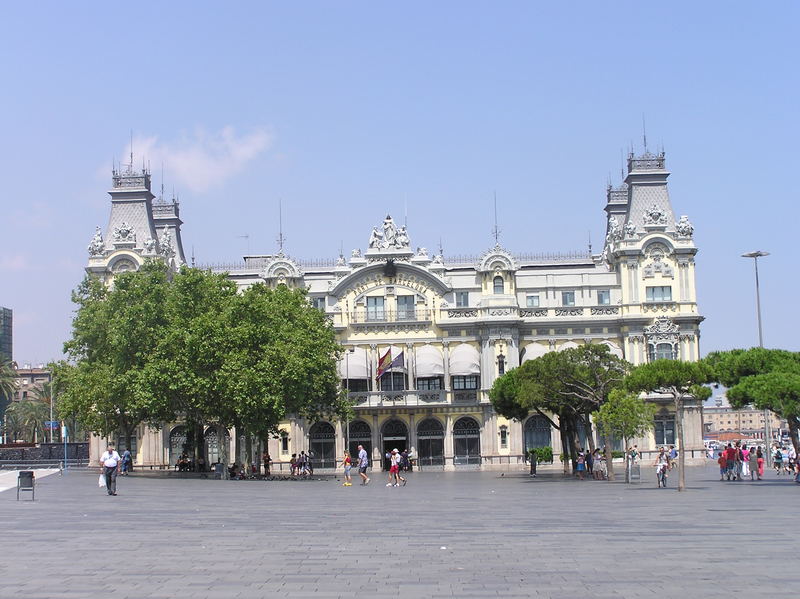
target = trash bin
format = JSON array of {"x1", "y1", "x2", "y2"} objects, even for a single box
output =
[{"x1": 17, "y1": 470, "x2": 35, "y2": 501}]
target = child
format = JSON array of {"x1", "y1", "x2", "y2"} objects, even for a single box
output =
[{"x1": 717, "y1": 451, "x2": 726, "y2": 481}]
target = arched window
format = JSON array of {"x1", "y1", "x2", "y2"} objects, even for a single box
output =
[
  {"x1": 417, "y1": 418, "x2": 444, "y2": 467},
  {"x1": 524, "y1": 416, "x2": 552, "y2": 452},
  {"x1": 348, "y1": 420, "x2": 372, "y2": 460},
  {"x1": 309, "y1": 422, "x2": 336, "y2": 469},
  {"x1": 649, "y1": 342, "x2": 676, "y2": 361},
  {"x1": 493, "y1": 276, "x2": 504, "y2": 294},
  {"x1": 204, "y1": 426, "x2": 230, "y2": 465},
  {"x1": 169, "y1": 426, "x2": 189, "y2": 467},
  {"x1": 453, "y1": 417, "x2": 481, "y2": 466}
]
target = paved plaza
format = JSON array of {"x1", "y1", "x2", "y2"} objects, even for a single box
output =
[{"x1": 0, "y1": 464, "x2": 796, "y2": 598}]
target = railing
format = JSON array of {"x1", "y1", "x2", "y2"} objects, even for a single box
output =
[
  {"x1": 443, "y1": 306, "x2": 621, "y2": 320},
  {"x1": 453, "y1": 390, "x2": 479, "y2": 403},
  {"x1": 350, "y1": 309, "x2": 431, "y2": 324},
  {"x1": 348, "y1": 390, "x2": 458, "y2": 408}
]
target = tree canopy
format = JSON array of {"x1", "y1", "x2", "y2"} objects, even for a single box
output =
[
  {"x1": 705, "y1": 348, "x2": 800, "y2": 454},
  {"x1": 57, "y1": 262, "x2": 343, "y2": 465}
]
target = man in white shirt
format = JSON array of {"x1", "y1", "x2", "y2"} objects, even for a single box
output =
[{"x1": 100, "y1": 444, "x2": 121, "y2": 496}]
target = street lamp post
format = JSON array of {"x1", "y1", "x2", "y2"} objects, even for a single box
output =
[
  {"x1": 344, "y1": 347, "x2": 355, "y2": 454},
  {"x1": 741, "y1": 250, "x2": 771, "y2": 463}
]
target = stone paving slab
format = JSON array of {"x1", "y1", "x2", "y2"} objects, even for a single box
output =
[{"x1": 0, "y1": 465, "x2": 797, "y2": 598}]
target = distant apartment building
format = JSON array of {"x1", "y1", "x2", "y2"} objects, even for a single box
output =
[
  {"x1": 12, "y1": 365, "x2": 53, "y2": 403},
  {"x1": 0, "y1": 307, "x2": 11, "y2": 361},
  {"x1": 703, "y1": 405, "x2": 786, "y2": 441}
]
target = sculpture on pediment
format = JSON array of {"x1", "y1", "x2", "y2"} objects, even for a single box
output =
[
  {"x1": 395, "y1": 225, "x2": 410, "y2": 248},
  {"x1": 416, "y1": 247, "x2": 428, "y2": 257},
  {"x1": 159, "y1": 228, "x2": 175, "y2": 258},
  {"x1": 624, "y1": 220, "x2": 637, "y2": 238},
  {"x1": 676, "y1": 215, "x2": 694, "y2": 237},
  {"x1": 644, "y1": 204, "x2": 668, "y2": 225},
  {"x1": 336, "y1": 255, "x2": 347, "y2": 266},
  {"x1": 382, "y1": 215, "x2": 397, "y2": 247},
  {"x1": 113, "y1": 222, "x2": 136, "y2": 243},
  {"x1": 432, "y1": 254, "x2": 444, "y2": 265},
  {"x1": 143, "y1": 237, "x2": 158, "y2": 253},
  {"x1": 607, "y1": 216, "x2": 622, "y2": 241},
  {"x1": 87, "y1": 226, "x2": 105, "y2": 256},
  {"x1": 351, "y1": 248, "x2": 362, "y2": 258},
  {"x1": 368, "y1": 227, "x2": 383, "y2": 249}
]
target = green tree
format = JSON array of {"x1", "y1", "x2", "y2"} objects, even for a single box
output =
[
  {"x1": 706, "y1": 348, "x2": 800, "y2": 455},
  {"x1": 5, "y1": 399, "x2": 49, "y2": 443},
  {"x1": 59, "y1": 261, "x2": 172, "y2": 448},
  {"x1": 0, "y1": 359, "x2": 16, "y2": 421},
  {"x1": 490, "y1": 344, "x2": 630, "y2": 476},
  {"x1": 595, "y1": 389, "x2": 657, "y2": 482},
  {"x1": 624, "y1": 359, "x2": 713, "y2": 491}
]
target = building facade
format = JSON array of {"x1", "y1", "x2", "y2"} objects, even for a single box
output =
[
  {"x1": 703, "y1": 405, "x2": 785, "y2": 442},
  {"x1": 86, "y1": 150, "x2": 706, "y2": 469}
]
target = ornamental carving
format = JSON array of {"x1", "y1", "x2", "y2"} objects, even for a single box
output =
[
  {"x1": 488, "y1": 308, "x2": 515, "y2": 316},
  {"x1": 477, "y1": 244, "x2": 516, "y2": 273},
  {"x1": 624, "y1": 220, "x2": 637, "y2": 238},
  {"x1": 642, "y1": 303, "x2": 678, "y2": 313},
  {"x1": 607, "y1": 216, "x2": 623, "y2": 242},
  {"x1": 159, "y1": 228, "x2": 175, "y2": 259},
  {"x1": 642, "y1": 243, "x2": 674, "y2": 278},
  {"x1": 112, "y1": 222, "x2": 136, "y2": 243},
  {"x1": 87, "y1": 226, "x2": 105, "y2": 256},
  {"x1": 447, "y1": 309, "x2": 478, "y2": 318},
  {"x1": 643, "y1": 204, "x2": 668, "y2": 225},
  {"x1": 143, "y1": 237, "x2": 158, "y2": 254},
  {"x1": 675, "y1": 215, "x2": 694, "y2": 237},
  {"x1": 644, "y1": 316, "x2": 680, "y2": 343},
  {"x1": 554, "y1": 308, "x2": 583, "y2": 317},
  {"x1": 590, "y1": 307, "x2": 619, "y2": 315},
  {"x1": 520, "y1": 309, "x2": 547, "y2": 318}
]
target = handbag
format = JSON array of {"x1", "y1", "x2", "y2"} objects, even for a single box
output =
[{"x1": 98, "y1": 473, "x2": 106, "y2": 488}]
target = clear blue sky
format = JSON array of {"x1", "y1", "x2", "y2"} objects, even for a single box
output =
[{"x1": 1, "y1": 2, "x2": 797, "y2": 364}]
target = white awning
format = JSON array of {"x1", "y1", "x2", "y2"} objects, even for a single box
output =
[
  {"x1": 448, "y1": 343, "x2": 480, "y2": 376},
  {"x1": 338, "y1": 347, "x2": 370, "y2": 379},
  {"x1": 521, "y1": 343, "x2": 551, "y2": 363},
  {"x1": 415, "y1": 344, "x2": 444, "y2": 378}
]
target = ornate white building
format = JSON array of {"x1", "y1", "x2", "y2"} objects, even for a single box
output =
[{"x1": 86, "y1": 150, "x2": 705, "y2": 470}]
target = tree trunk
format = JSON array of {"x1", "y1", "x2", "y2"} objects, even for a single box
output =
[
  {"x1": 788, "y1": 418, "x2": 800, "y2": 458},
  {"x1": 218, "y1": 426, "x2": 229, "y2": 479},
  {"x1": 604, "y1": 433, "x2": 615, "y2": 481},
  {"x1": 244, "y1": 433, "x2": 253, "y2": 475},
  {"x1": 675, "y1": 394, "x2": 686, "y2": 492},
  {"x1": 559, "y1": 425, "x2": 570, "y2": 475},
  {"x1": 584, "y1": 413, "x2": 596, "y2": 453}
]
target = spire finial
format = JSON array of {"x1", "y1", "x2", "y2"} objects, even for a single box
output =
[
  {"x1": 642, "y1": 114, "x2": 648, "y2": 153},
  {"x1": 191, "y1": 245, "x2": 196, "y2": 267},
  {"x1": 277, "y1": 198, "x2": 285, "y2": 253},
  {"x1": 438, "y1": 237, "x2": 444, "y2": 257},
  {"x1": 492, "y1": 191, "x2": 501, "y2": 245}
]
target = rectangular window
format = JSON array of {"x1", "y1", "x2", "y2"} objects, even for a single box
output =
[
  {"x1": 379, "y1": 372, "x2": 406, "y2": 391},
  {"x1": 396, "y1": 295, "x2": 415, "y2": 320},
  {"x1": 500, "y1": 427, "x2": 508, "y2": 449},
  {"x1": 311, "y1": 297, "x2": 325, "y2": 311},
  {"x1": 452, "y1": 375, "x2": 480, "y2": 390},
  {"x1": 526, "y1": 295, "x2": 540, "y2": 308},
  {"x1": 654, "y1": 416, "x2": 676, "y2": 445},
  {"x1": 342, "y1": 379, "x2": 369, "y2": 392},
  {"x1": 561, "y1": 291, "x2": 575, "y2": 306},
  {"x1": 648, "y1": 343, "x2": 676, "y2": 361},
  {"x1": 366, "y1": 297, "x2": 385, "y2": 321},
  {"x1": 597, "y1": 290, "x2": 610, "y2": 305},
  {"x1": 416, "y1": 377, "x2": 443, "y2": 390},
  {"x1": 281, "y1": 435, "x2": 289, "y2": 454},
  {"x1": 646, "y1": 286, "x2": 672, "y2": 302},
  {"x1": 456, "y1": 291, "x2": 469, "y2": 307}
]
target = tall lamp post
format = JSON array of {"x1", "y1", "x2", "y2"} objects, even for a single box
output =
[
  {"x1": 741, "y1": 250, "x2": 771, "y2": 462},
  {"x1": 344, "y1": 347, "x2": 355, "y2": 454}
]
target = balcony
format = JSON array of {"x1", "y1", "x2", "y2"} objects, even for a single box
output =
[
  {"x1": 348, "y1": 390, "x2": 448, "y2": 408},
  {"x1": 350, "y1": 309, "x2": 431, "y2": 324}
]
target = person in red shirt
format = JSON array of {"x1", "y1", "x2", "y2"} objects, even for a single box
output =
[
  {"x1": 724, "y1": 444, "x2": 737, "y2": 481},
  {"x1": 717, "y1": 452, "x2": 727, "y2": 481}
]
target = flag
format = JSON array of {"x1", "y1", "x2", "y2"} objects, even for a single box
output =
[
  {"x1": 376, "y1": 348, "x2": 392, "y2": 380},
  {"x1": 389, "y1": 351, "x2": 404, "y2": 370}
]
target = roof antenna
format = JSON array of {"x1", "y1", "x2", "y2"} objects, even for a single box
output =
[
  {"x1": 191, "y1": 245, "x2": 196, "y2": 268},
  {"x1": 588, "y1": 230, "x2": 592, "y2": 254},
  {"x1": 642, "y1": 113, "x2": 648, "y2": 153},
  {"x1": 129, "y1": 129, "x2": 134, "y2": 172},
  {"x1": 492, "y1": 191, "x2": 501, "y2": 245},
  {"x1": 339, "y1": 239, "x2": 344, "y2": 258},
  {"x1": 277, "y1": 198, "x2": 286, "y2": 253},
  {"x1": 620, "y1": 148, "x2": 625, "y2": 180},
  {"x1": 404, "y1": 196, "x2": 408, "y2": 228},
  {"x1": 160, "y1": 162, "x2": 165, "y2": 202},
  {"x1": 237, "y1": 233, "x2": 250, "y2": 254}
]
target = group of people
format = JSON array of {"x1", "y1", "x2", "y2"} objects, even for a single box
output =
[
  {"x1": 338, "y1": 444, "x2": 411, "y2": 487},
  {"x1": 575, "y1": 447, "x2": 610, "y2": 480},
  {"x1": 716, "y1": 443, "x2": 764, "y2": 481},
  {"x1": 289, "y1": 451, "x2": 314, "y2": 476},
  {"x1": 772, "y1": 445, "x2": 799, "y2": 480}
]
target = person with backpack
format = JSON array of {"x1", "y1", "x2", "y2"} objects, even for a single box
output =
[{"x1": 357, "y1": 444, "x2": 370, "y2": 485}]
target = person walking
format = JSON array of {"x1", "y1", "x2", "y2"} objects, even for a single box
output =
[
  {"x1": 385, "y1": 448, "x2": 406, "y2": 487},
  {"x1": 341, "y1": 450, "x2": 353, "y2": 486},
  {"x1": 357, "y1": 444, "x2": 370, "y2": 485},
  {"x1": 756, "y1": 447, "x2": 764, "y2": 480},
  {"x1": 100, "y1": 444, "x2": 121, "y2": 496},
  {"x1": 121, "y1": 449, "x2": 132, "y2": 476},
  {"x1": 576, "y1": 449, "x2": 586, "y2": 480},
  {"x1": 741, "y1": 444, "x2": 750, "y2": 479},
  {"x1": 262, "y1": 451, "x2": 272, "y2": 477}
]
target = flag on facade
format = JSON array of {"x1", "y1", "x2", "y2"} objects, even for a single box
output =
[
  {"x1": 376, "y1": 348, "x2": 392, "y2": 380},
  {"x1": 389, "y1": 351, "x2": 404, "y2": 370}
]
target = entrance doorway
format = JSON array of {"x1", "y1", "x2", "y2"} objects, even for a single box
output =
[
  {"x1": 417, "y1": 417, "x2": 444, "y2": 467},
  {"x1": 348, "y1": 420, "x2": 372, "y2": 463},
  {"x1": 453, "y1": 416, "x2": 481, "y2": 467},
  {"x1": 381, "y1": 419, "x2": 408, "y2": 470}
]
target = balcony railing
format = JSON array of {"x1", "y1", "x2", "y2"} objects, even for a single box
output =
[
  {"x1": 350, "y1": 309, "x2": 431, "y2": 324},
  {"x1": 347, "y1": 390, "x2": 487, "y2": 407}
]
